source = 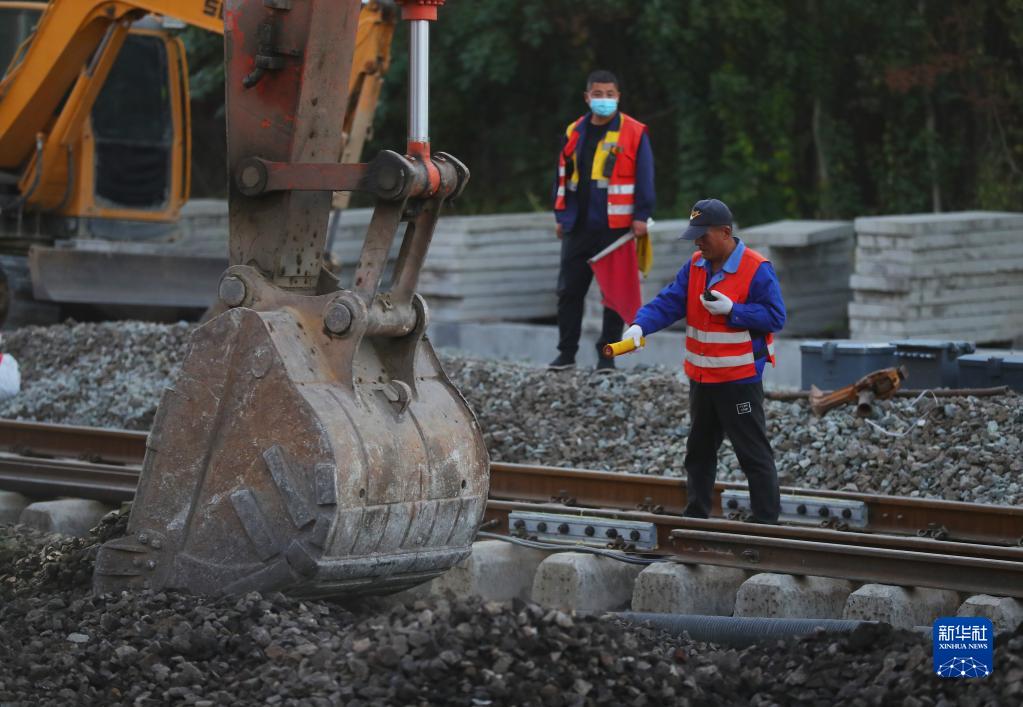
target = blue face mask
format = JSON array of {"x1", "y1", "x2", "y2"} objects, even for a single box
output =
[{"x1": 589, "y1": 98, "x2": 618, "y2": 117}]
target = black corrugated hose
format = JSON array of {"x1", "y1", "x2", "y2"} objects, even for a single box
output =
[{"x1": 615, "y1": 613, "x2": 873, "y2": 647}]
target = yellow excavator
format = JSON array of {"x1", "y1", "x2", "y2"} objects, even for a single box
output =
[{"x1": 0, "y1": 0, "x2": 396, "y2": 325}]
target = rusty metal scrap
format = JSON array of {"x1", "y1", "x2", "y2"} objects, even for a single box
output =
[
  {"x1": 766, "y1": 386, "x2": 1010, "y2": 401},
  {"x1": 809, "y1": 366, "x2": 907, "y2": 417}
]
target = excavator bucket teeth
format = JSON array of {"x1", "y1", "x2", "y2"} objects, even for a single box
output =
[{"x1": 94, "y1": 300, "x2": 489, "y2": 597}]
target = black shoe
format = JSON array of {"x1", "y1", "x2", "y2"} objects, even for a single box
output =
[
  {"x1": 547, "y1": 353, "x2": 576, "y2": 370},
  {"x1": 594, "y1": 342, "x2": 616, "y2": 374}
]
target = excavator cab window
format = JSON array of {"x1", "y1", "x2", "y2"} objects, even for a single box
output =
[
  {"x1": 91, "y1": 34, "x2": 173, "y2": 210},
  {"x1": 0, "y1": 8, "x2": 41, "y2": 81}
]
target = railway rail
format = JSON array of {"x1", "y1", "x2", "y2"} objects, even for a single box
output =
[
  {"x1": 1, "y1": 418, "x2": 1021, "y2": 598},
  {"x1": 1, "y1": 418, "x2": 1020, "y2": 545}
]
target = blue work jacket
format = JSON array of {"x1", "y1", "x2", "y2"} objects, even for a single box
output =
[{"x1": 633, "y1": 238, "x2": 786, "y2": 383}]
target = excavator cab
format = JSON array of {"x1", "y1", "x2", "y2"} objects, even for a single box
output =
[
  {"x1": 0, "y1": 3, "x2": 190, "y2": 231},
  {"x1": 67, "y1": 28, "x2": 190, "y2": 228},
  {"x1": 94, "y1": 0, "x2": 489, "y2": 597}
]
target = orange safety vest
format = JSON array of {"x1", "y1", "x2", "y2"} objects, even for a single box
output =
[
  {"x1": 554, "y1": 112, "x2": 646, "y2": 229},
  {"x1": 684, "y1": 247, "x2": 776, "y2": 383}
]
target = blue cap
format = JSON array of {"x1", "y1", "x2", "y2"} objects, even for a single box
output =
[{"x1": 680, "y1": 198, "x2": 733, "y2": 240}]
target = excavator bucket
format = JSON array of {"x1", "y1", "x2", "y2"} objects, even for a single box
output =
[{"x1": 94, "y1": 0, "x2": 487, "y2": 597}]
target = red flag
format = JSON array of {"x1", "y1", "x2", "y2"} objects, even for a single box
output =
[{"x1": 588, "y1": 233, "x2": 642, "y2": 323}]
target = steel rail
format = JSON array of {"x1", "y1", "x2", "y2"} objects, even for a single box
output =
[
  {"x1": 0, "y1": 418, "x2": 1021, "y2": 546},
  {"x1": 2, "y1": 441, "x2": 1021, "y2": 598},
  {"x1": 668, "y1": 529, "x2": 1023, "y2": 599},
  {"x1": 483, "y1": 501, "x2": 1023, "y2": 598},
  {"x1": 0, "y1": 452, "x2": 136, "y2": 503},
  {"x1": 5, "y1": 446, "x2": 1017, "y2": 565},
  {"x1": 0, "y1": 419, "x2": 145, "y2": 466},
  {"x1": 483, "y1": 500, "x2": 1023, "y2": 563},
  {"x1": 490, "y1": 462, "x2": 1023, "y2": 547}
]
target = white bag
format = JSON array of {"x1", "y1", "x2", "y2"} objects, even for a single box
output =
[{"x1": 0, "y1": 353, "x2": 21, "y2": 399}]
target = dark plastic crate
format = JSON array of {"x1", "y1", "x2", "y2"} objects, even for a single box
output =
[
  {"x1": 956, "y1": 354, "x2": 1023, "y2": 392},
  {"x1": 890, "y1": 340, "x2": 975, "y2": 389},
  {"x1": 800, "y1": 341, "x2": 896, "y2": 390}
]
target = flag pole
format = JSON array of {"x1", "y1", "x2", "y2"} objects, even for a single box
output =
[{"x1": 587, "y1": 231, "x2": 636, "y2": 265}]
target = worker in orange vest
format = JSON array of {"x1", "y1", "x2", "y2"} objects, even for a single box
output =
[
  {"x1": 625, "y1": 199, "x2": 786, "y2": 523},
  {"x1": 550, "y1": 70, "x2": 655, "y2": 373}
]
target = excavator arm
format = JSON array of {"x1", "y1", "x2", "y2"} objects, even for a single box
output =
[
  {"x1": 0, "y1": 0, "x2": 394, "y2": 219},
  {"x1": 94, "y1": 0, "x2": 486, "y2": 599}
]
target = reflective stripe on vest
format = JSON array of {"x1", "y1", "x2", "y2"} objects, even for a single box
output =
[
  {"x1": 683, "y1": 246, "x2": 776, "y2": 383},
  {"x1": 554, "y1": 113, "x2": 646, "y2": 229},
  {"x1": 685, "y1": 351, "x2": 757, "y2": 368},
  {"x1": 686, "y1": 326, "x2": 752, "y2": 344}
]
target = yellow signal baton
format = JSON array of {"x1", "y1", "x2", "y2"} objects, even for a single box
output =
[{"x1": 603, "y1": 337, "x2": 646, "y2": 358}]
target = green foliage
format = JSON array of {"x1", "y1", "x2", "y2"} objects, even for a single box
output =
[
  {"x1": 175, "y1": 27, "x2": 226, "y2": 196},
  {"x1": 177, "y1": 27, "x2": 223, "y2": 107},
  {"x1": 182, "y1": 1, "x2": 1023, "y2": 223}
]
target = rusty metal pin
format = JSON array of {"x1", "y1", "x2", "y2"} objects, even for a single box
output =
[
  {"x1": 323, "y1": 300, "x2": 353, "y2": 335},
  {"x1": 219, "y1": 276, "x2": 247, "y2": 307}
]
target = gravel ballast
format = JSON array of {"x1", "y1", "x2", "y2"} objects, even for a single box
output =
[
  {"x1": 1, "y1": 519, "x2": 1021, "y2": 706},
  {"x1": 2, "y1": 321, "x2": 1019, "y2": 506},
  {"x1": 0, "y1": 322, "x2": 189, "y2": 431}
]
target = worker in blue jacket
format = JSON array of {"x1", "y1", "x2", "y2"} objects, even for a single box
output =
[
  {"x1": 624, "y1": 199, "x2": 786, "y2": 523},
  {"x1": 550, "y1": 69, "x2": 655, "y2": 373}
]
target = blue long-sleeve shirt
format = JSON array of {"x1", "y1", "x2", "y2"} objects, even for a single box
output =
[
  {"x1": 553, "y1": 112, "x2": 655, "y2": 234},
  {"x1": 633, "y1": 238, "x2": 786, "y2": 383}
]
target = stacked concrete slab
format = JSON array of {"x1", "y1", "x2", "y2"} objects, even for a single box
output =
[
  {"x1": 175, "y1": 204, "x2": 563, "y2": 323},
  {"x1": 740, "y1": 220, "x2": 854, "y2": 337},
  {"x1": 412, "y1": 212, "x2": 560, "y2": 322},
  {"x1": 330, "y1": 209, "x2": 560, "y2": 323},
  {"x1": 175, "y1": 199, "x2": 233, "y2": 257},
  {"x1": 177, "y1": 204, "x2": 695, "y2": 327},
  {"x1": 583, "y1": 218, "x2": 691, "y2": 332},
  {"x1": 850, "y1": 211, "x2": 1023, "y2": 343}
]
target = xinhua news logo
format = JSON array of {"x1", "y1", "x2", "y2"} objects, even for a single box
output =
[{"x1": 932, "y1": 617, "x2": 994, "y2": 679}]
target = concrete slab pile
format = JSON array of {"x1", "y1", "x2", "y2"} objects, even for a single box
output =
[
  {"x1": 850, "y1": 211, "x2": 1023, "y2": 343},
  {"x1": 331, "y1": 209, "x2": 560, "y2": 322},
  {"x1": 740, "y1": 220, "x2": 854, "y2": 337},
  {"x1": 173, "y1": 204, "x2": 565, "y2": 323}
]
